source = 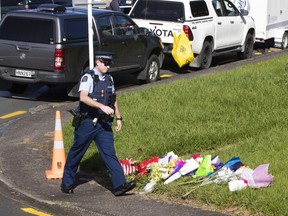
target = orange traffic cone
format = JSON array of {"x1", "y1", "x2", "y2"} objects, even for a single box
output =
[{"x1": 45, "y1": 111, "x2": 66, "y2": 179}]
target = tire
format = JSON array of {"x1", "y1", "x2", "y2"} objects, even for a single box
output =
[
  {"x1": 141, "y1": 54, "x2": 160, "y2": 83},
  {"x1": 281, "y1": 32, "x2": 288, "y2": 49},
  {"x1": 8, "y1": 83, "x2": 27, "y2": 94},
  {"x1": 199, "y1": 41, "x2": 213, "y2": 69},
  {"x1": 238, "y1": 33, "x2": 254, "y2": 59}
]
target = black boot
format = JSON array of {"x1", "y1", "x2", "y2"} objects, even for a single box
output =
[
  {"x1": 113, "y1": 180, "x2": 136, "y2": 196},
  {"x1": 61, "y1": 184, "x2": 74, "y2": 194}
]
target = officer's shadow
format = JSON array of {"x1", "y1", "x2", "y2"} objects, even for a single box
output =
[{"x1": 73, "y1": 153, "x2": 113, "y2": 191}]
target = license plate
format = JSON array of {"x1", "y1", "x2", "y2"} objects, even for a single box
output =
[{"x1": 15, "y1": 69, "x2": 35, "y2": 78}]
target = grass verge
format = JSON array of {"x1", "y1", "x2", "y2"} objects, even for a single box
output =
[{"x1": 63, "y1": 55, "x2": 288, "y2": 216}]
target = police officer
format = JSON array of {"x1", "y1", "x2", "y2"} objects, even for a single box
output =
[
  {"x1": 107, "y1": 0, "x2": 121, "y2": 11},
  {"x1": 61, "y1": 52, "x2": 136, "y2": 196}
]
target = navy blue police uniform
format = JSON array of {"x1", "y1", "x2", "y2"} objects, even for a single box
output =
[{"x1": 61, "y1": 53, "x2": 135, "y2": 196}]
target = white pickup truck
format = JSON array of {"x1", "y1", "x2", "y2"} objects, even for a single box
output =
[{"x1": 129, "y1": 0, "x2": 256, "y2": 69}]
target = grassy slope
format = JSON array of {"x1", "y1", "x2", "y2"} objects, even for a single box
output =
[{"x1": 63, "y1": 55, "x2": 288, "y2": 216}]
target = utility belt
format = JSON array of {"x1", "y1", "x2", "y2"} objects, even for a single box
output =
[
  {"x1": 83, "y1": 114, "x2": 114, "y2": 123},
  {"x1": 69, "y1": 110, "x2": 113, "y2": 129}
]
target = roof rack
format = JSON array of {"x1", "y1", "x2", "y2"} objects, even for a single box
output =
[{"x1": 37, "y1": 4, "x2": 66, "y2": 13}]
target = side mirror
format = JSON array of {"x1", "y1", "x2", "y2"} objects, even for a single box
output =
[
  {"x1": 139, "y1": 27, "x2": 151, "y2": 35},
  {"x1": 240, "y1": 9, "x2": 249, "y2": 16}
]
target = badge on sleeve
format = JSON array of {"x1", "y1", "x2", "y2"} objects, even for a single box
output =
[{"x1": 81, "y1": 75, "x2": 88, "y2": 82}]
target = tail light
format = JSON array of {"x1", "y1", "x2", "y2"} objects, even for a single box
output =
[
  {"x1": 183, "y1": 25, "x2": 194, "y2": 41},
  {"x1": 54, "y1": 48, "x2": 65, "y2": 71},
  {"x1": 24, "y1": 1, "x2": 29, "y2": 10}
]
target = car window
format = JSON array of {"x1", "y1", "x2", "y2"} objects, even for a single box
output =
[
  {"x1": 1, "y1": 0, "x2": 25, "y2": 17},
  {"x1": 190, "y1": 1, "x2": 209, "y2": 17},
  {"x1": 114, "y1": 15, "x2": 137, "y2": 36},
  {"x1": 30, "y1": 0, "x2": 53, "y2": 3},
  {"x1": 64, "y1": 18, "x2": 88, "y2": 40},
  {"x1": 212, "y1": 0, "x2": 239, "y2": 17},
  {"x1": 212, "y1": 0, "x2": 223, "y2": 16},
  {"x1": 223, "y1": 0, "x2": 239, "y2": 16},
  {"x1": 97, "y1": 15, "x2": 115, "y2": 37},
  {"x1": 1, "y1": 0, "x2": 24, "y2": 7},
  {"x1": 1, "y1": 0, "x2": 54, "y2": 19},
  {"x1": 1, "y1": 0, "x2": 53, "y2": 7},
  {"x1": 28, "y1": 0, "x2": 55, "y2": 8},
  {"x1": 53, "y1": 0, "x2": 72, "y2": 7},
  {"x1": 129, "y1": 0, "x2": 184, "y2": 22},
  {"x1": 0, "y1": 16, "x2": 55, "y2": 44}
]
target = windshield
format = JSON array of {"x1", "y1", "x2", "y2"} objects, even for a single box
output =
[{"x1": 130, "y1": 0, "x2": 184, "y2": 22}]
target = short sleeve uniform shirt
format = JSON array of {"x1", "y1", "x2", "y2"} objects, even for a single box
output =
[{"x1": 78, "y1": 69, "x2": 115, "y2": 93}]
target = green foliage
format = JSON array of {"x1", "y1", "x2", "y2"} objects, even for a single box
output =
[{"x1": 63, "y1": 55, "x2": 288, "y2": 215}]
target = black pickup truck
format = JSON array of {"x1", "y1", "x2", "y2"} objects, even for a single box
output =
[{"x1": 0, "y1": 4, "x2": 164, "y2": 97}]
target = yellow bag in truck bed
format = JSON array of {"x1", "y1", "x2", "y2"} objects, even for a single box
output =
[{"x1": 172, "y1": 30, "x2": 194, "y2": 68}]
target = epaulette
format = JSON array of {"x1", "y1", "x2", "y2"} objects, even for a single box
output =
[
  {"x1": 85, "y1": 70, "x2": 99, "y2": 82},
  {"x1": 84, "y1": 70, "x2": 113, "y2": 84},
  {"x1": 106, "y1": 74, "x2": 113, "y2": 84}
]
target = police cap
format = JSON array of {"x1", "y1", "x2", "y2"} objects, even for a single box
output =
[{"x1": 95, "y1": 51, "x2": 113, "y2": 61}]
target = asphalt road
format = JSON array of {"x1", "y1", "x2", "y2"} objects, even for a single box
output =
[{"x1": 0, "y1": 179, "x2": 70, "y2": 216}]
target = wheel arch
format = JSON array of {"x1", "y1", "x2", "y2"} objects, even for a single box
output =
[
  {"x1": 137, "y1": 48, "x2": 163, "y2": 81},
  {"x1": 242, "y1": 28, "x2": 255, "y2": 52},
  {"x1": 67, "y1": 61, "x2": 89, "y2": 98},
  {"x1": 204, "y1": 36, "x2": 214, "y2": 51},
  {"x1": 280, "y1": 31, "x2": 288, "y2": 49}
]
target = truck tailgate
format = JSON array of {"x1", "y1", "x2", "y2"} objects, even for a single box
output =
[
  {"x1": 0, "y1": 40, "x2": 54, "y2": 71},
  {"x1": 133, "y1": 19, "x2": 183, "y2": 44}
]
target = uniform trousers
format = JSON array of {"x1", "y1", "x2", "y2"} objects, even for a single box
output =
[{"x1": 62, "y1": 118, "x2": 126, "y2": 190}]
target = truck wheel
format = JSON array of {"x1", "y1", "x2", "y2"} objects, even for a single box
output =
[
  {"x1": 281, "y1": 32, "x2": 288, "y2": 49},
  {"x1": 199, "y1": 41, "x2": 212, "y2": 69},
  {"x1": 142, "y1": 54, "x2": 160, "y2": 83},
  {"x1": 238, "y1": 33, "x2": 253, "y2": 59},
  {"x1": 8, "y1": 83, "x2": 27, "y2": 94}
]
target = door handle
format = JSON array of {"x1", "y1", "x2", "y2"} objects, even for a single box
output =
[
  {"x1": 230, "y1": 21, "x2": 234, "y2": 24},
  {"x1": 218, "y1": 22, "x2": 222, "y2": 25},
  {"x1": 121, "y1": 41, "x2": 127, "y2": 45},
  {"x1": 16, "y1": 45, "x2": 30, "y2": 51}
]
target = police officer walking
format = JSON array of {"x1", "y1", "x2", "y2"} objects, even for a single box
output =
[{"x1": 61, "y1": 52, "x2": 136, "y2": 196}]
